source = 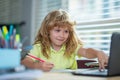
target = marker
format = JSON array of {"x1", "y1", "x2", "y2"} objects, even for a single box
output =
[
  {"x1": 27, "y1": 54, "x2": 45, "y2": 62},
  {"x1": 2, "y1": 26, "x2": 8, "y2": 39},
  {"x1": 9, "y1": 25, "x2": 14, "y2": 36}
]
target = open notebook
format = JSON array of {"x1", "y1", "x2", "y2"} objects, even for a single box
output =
[{"x1": 72, "y1": 32, "x2": 120, "y2": 77}]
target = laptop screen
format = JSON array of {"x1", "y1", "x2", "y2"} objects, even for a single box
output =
[{"x1": 108, "y1": 32, "x2": 120, "y2": 76}]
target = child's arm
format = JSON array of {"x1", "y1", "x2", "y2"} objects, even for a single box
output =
[
  {"x1": 21, "y1": 57, "x2": 54, "y2": 72},
  {"x1": 77, "y1": 47, "x2": 108, "y2": 71}
]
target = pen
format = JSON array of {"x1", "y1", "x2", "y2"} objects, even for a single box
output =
[{"x1": 27, "y1": 54, "x2": 45, "y2": 62}]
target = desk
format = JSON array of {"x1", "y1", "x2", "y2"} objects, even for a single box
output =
[
  {"x1": 39, "y1": 72, "x2": 120, "y2": 80},
  {"x1": 0, "y1": 70, "x2": 120, "y2": 80}
]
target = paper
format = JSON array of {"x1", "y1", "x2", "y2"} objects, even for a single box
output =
[
  {"x1": 85, "y1": 62, "x2": 99, "y2": 67},
  {"x1": 0, "y1": 69, "x2": 43, "y2": 80},
  {"x1": 50, "y1": 69, "x2": 76, "y2": 73}
]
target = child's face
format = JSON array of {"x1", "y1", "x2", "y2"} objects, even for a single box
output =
[{"x1": 49, "y1": 26, "x2": 69, "y2": 48}]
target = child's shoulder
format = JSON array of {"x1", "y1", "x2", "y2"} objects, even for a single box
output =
[{"x1": 33, "y1": 43, "x2": 41, "y2": 48}]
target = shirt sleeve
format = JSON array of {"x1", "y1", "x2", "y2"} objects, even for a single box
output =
[{"x1": 75, "y1": 44, "x2": 83, "y2": 58}]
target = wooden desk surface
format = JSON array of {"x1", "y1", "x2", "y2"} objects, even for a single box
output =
[{"x1": 40, "y1": 72, "x2": 120, "y2": 80}]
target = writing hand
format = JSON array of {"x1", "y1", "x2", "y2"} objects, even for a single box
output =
[{"x1": 35, "y1": 61, "x2": 54, "y2": 72}]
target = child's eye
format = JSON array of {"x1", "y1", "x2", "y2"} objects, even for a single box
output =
[
  {"x1": 65, "y1": 30, "x2": 69, "y2": 33},
  {"x1": 55, "y1": 29, "x2": 60, "y2": 32}
]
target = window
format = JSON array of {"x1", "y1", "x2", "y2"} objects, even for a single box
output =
[{"x1": 69, "y1": 0, "x2": 120, "y2": 55}]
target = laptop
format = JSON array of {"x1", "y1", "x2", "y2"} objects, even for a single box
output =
[{"x1": 72, "y1": 32, "x2": 120, "y2": 77}]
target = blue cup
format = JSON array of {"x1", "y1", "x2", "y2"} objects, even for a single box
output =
[{"x1": 0, "y1": 49, "x2": 21, "y2": 69}]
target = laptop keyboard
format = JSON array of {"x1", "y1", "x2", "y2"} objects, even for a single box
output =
[{"x1": 73, "y1": 68, "x2": 108, "y2": 76}]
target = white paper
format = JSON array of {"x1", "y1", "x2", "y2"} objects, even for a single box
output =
[{"x1": 0, "y1": 69, "x2": 43, "y2": 80}]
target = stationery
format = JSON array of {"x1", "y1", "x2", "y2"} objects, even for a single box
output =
[
  {"x1": 27, "y1": 54, "x2": 45, "y2": 62},
  {"x1": 0, "y1": 25, "x2": 22, "y2": 49}
]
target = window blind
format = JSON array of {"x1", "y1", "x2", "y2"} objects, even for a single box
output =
[
  {"x1": 75, "y1": 18, "x2": 120, "y2": 54},
  {"x1": 69, "y1": 0, "x2": 120, "y2": 55}
]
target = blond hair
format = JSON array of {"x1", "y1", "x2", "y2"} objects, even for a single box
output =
[{"x1": 34, "y1": 9, "x2": 82, "y2": 59}]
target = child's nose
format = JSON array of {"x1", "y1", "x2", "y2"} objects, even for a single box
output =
[{"x1": 60, "y1": 32, "x2": 65, "y2": 37}]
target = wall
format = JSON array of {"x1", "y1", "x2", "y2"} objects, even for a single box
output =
[{"x1": 0, "y1": 0, "x2": 33, "y2": 47}]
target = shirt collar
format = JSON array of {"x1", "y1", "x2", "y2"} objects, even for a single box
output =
[{"x1": 50, "y1": 45, "x2": 65, "y2": 53}]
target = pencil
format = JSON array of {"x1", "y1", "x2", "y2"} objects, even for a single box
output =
[{"x1": 27, "y1": 54, "x2": 45, "y2": 62}]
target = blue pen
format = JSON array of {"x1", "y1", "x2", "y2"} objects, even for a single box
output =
[
  {"x1": 9, "y1": 25, "x2": 14, "y2": 36},
  {"x1": 8, "y1": 25, "x2": 14, "y2": 48}
]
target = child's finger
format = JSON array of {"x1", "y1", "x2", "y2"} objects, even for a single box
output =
[{"x1": 99, "y1": 60, "x2": 105, "y2": 72}]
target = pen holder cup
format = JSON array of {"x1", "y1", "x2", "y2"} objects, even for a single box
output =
[{"x1": 0, "y1": 49, "x2": 21, "y2": 69}]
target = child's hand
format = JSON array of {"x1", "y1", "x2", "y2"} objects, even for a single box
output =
[
  {"x1": 35, "y1": 62, "x2": 54, "y2": 72},
  {"x1": 41, "y1": 62, "x2": 54, "y2": 72},
  {"x1": 97, "y1": 51, "x2": 109, "y2": 71}
]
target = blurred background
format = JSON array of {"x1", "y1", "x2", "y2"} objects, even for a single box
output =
[{"x1": 0, "y1": 0, "x2": 120, "y2": 55}]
